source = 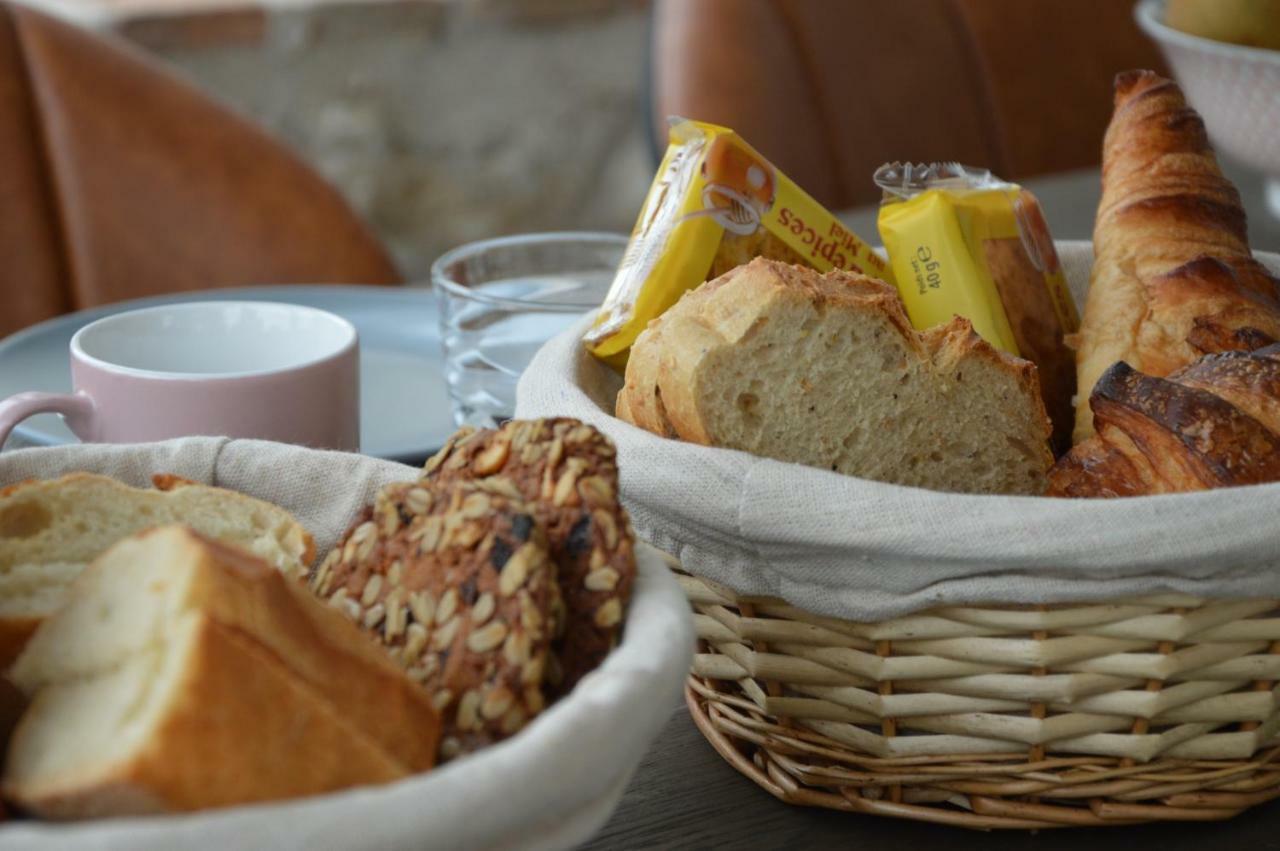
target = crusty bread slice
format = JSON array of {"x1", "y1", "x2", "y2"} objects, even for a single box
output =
[
  {"x1": 0, "y1": 473, "x2": 314, "y2": 668},
  {"x1": 4, "y1": 526, "x2": 440, "y2": 818},
  {"x1": 617, "y1": 258, "x2": 1054, "y2": 495}
]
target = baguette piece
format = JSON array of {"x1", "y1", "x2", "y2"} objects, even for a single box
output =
[
  {"x1": 4, "y1": 526, "x2": 440, "y2": 818},
  {"x1": 0, "y1": 473, "x2": 314, "y2": 667},
  {"x1": 618, "y1": 258, "x2": 1054, "y2": 495},
  {"x1": 1072, "y1": 70, "x2": 1280, "y2": 443},
  {"x1": 1049, "y1": 344, "x2": 1280, "y2": 497}
]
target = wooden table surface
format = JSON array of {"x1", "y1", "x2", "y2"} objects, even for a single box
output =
[
  {"x1": 581, "y1": 159, "x2": 1280, "y2": 850},
  {"x1": 583, "y1": 701, "x2": 1280, "y2": 850}
]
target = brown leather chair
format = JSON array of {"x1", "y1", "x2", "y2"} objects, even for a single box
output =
[
  {"x1": 652, "y1": 0, "x2": 1167, "y2": 210},
  {"x1": 0, "y1": 3, "x2": 400, "y2": 338}
]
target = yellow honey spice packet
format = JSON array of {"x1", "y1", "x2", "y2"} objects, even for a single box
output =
[
  {"x1": 875, "y1": 163, "x2": 1079, "y2": 451},
  {"x1": 584, "y1": 119, "x2": 891, "y2": 369}
]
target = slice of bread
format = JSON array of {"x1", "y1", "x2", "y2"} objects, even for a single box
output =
[
  {"x1": 0, "y1": 473, "x2": 314, "y2": 668},
  {"x1": 617, "y1": 258, "x2": 1054, "y2": 495},
  {"x1": 4, "y1": 526, "x2": 440, "y2": 818}
]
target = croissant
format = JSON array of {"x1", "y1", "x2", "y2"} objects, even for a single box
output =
[
  {"x1": 1072, "y1": 70, "x2": 1280, "y2": 444},
  {"x1": 1049, "y1": 344, "x2": 1280, "y2": 497}
]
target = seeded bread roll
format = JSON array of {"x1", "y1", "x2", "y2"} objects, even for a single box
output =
[
  {"x1": 423, "y1": 418, "x2": 635, "y2": 693},
  {"x1": 312, "y1": 480, "x2": 559, "y2": 761}
]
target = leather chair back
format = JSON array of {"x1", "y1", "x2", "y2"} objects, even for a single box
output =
[
  {"x1": 0, "y1": 3, "x2": 400, "y2": 338},
  {"x1": 652, "y1": 0, "x2": 1166, "y2": 209}
]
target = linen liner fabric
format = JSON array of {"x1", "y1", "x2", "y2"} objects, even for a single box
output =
[
  {"x1": 0, "y1": 438, "x2": 693, "y2": 851},
  {"x1": 516, "y1": 241, "x2": 1280, "y2": 622}
]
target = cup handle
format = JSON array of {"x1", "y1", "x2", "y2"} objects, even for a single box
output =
[{"x1": 0, "y1": 392, "x2": 95, "y2": 449}]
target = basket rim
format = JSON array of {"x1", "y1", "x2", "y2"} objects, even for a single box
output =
[{"x1": 514, "y1": 242, "x2": 1280, "y2": 624}]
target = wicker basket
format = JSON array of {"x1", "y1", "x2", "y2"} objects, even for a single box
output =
[{"x1": 677, "y1": 570, "x2": 1280, "y2": 829}]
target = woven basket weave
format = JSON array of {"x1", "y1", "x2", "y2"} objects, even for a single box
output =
[{"x1": 678, "y1": 570, "x2": 1280, "y2": 829}]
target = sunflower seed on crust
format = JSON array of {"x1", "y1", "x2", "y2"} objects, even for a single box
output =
[
  {"x1": 551, "y1": 468, "x2": 579, "y2": 507},
  {"x1": 409, "y1": 590, "x2": 436, "y2": 627},
  {"x1": 362, "y1": 602, "x2": 386, "y2": 630},
  {"x1": 430, "y1": 615, "x2": 461, "y2": 650},
  {"x1": 471, "y1": 592, "x2": 495, "y2": 625},
  {"x1": 584, "y1": 567, "x2": 620, "y2": 592},
  {"x1": 439, "y1": 737, "x2": 463, "y2": 761},
  {"x1": 384, "y1": 588, "x2": 408, "y2": 640},
  {"x1": 404, "y1": 622, "x2": 429, "y2": 659},
  {"x1": 361, "y1": 574, "x2": 383, "y2": 606},
  {"x1": 437, "y1": 587, "x2": 459, "y2": 625},
  {"x1": 473, "y1": 438, "x2": 510, "y2": 475},
  {"x1": 406, "y1": 487, "x2": 432, "y2": 515},
  {"x1": 481, "y1": 686, "x2": 515, "y2": 720},
  {"x1": 432, "y1": 689, "x2": 454, "y2": 713},
  {"x1": 467, "y1": 620, "x2": 508, "y2": 653},
  {"x1": 499, "y1": 544, "x2": 537, "y2": 596},
  {"x1": 594, "y1": 598, "x2": 623, "y2": 628},
  {"x1": 456, "y1": 690, "x2": 481, "y2": 732}
]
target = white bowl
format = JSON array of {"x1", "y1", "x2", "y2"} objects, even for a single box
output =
[{"x1": 1136, "y1": 0, "x2": 1280, "y2": 216}]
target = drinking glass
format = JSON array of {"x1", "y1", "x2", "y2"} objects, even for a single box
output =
[{"x1": 431, "y1": 232, "x2": 626, "y2": 429}]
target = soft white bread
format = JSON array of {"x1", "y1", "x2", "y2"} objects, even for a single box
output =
[
  {"x1": 4, "y1": 526, "x2": 440, "y2": 818},
  {"x1": 618, "y1": 258, "x2": 1054, "y2": 495},
  {"x1": 0, "y1": 473, "x2": 314, "y2": 668}
]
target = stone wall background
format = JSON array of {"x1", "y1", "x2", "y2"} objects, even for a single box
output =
[{"x1": 107, "y1": 0, "x2": 656, "y2": 280}]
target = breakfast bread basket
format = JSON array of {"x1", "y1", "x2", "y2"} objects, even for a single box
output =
[
  {"x1": 516, "y1": 241, "x2": 1280, "y2": 829},
  {"x1": 0, "y1": 438, "x2": 694, "y2": 850}
]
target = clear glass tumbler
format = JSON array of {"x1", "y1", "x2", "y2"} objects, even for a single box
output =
[{"x1": 431, "y1": 232, "x2": 627, "y2": 429}]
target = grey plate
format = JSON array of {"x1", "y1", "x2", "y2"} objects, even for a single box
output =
[{"x1": 0, "y1": 286, "x2": 455, "y2": 463}]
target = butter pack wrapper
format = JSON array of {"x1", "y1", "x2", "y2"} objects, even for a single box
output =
[
  {"x1": 875, "y1": 163, "x2": 1078, "y2": 451},
  {"x1": 584, "y1": 119, "x2": 891, "y2": 368}
]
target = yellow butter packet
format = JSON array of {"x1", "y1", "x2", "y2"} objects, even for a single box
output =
[
  {"x1": 875, "y1": 163, "x2": 1079, "y2": 451},
  {"x1": 584, "y1": 119, "x2": 890, "y2": 368}
]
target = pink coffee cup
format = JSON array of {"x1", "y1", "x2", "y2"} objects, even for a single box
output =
[{"x1": 0, "y1": 301, "x2": 360, "y2": 451}]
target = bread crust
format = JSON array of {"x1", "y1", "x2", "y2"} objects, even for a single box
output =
[
  {"x1": 3, "y1": 527, "x2": 440, "y2": 819},
  {"x1": 620, "y1": 257, "x2": 1054, "y2": 489},
  {"x1": 1073, "y1": 70, "x2": 1280, "y2": 442},
  {"x1": 6, "y1": 614, "x2": 406, "y2": 818},
  {"x1": 179, "y1": 531, "x2": 442, "y2": 772}
]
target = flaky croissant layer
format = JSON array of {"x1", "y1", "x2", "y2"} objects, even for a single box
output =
[
  {"x1": 1050, "y1": 344, "x2": 1280, "y2": 497},
  {"x1": 1072, "y1": 70, "x2": 1280, "y2": 444}
]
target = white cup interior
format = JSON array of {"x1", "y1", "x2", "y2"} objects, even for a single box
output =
[{"x1": 71, "y1": 301, "x2": 357, "y2": 377}]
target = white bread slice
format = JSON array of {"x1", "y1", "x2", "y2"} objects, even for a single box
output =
[
  {"x1": 4, "y1": 526, "x2": 440, "y2": 818},
  {"x1": 0, "y1": 473, "x2": 314, "y2": 668},
  {"x1": 618, "y1": 258, "x2": 1053, "y2": 495}
]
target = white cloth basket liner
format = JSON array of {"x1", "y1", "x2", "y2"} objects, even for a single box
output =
[{"x1": 0, "y1": 439, "x2": 694, "y2": 851}]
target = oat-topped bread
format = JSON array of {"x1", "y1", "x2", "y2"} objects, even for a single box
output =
[
  {"x1": 0, "y1": 473, "x2": 313, "y2": 667},
  {"x1": 423, "y1": 418, "x2": 635, "y2": 692},
  {"x1": 617, "y1": 257, "x2": 1054, "y2": 495},
  {"x1": 312, "y1": 480, "x2": 560, "y2": 760},
  {"x1": 5, "y1": 527, "x2": 438, "y2": 819}
]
